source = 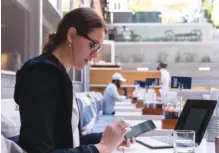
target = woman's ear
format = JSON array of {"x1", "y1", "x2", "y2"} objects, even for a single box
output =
[{"x1": 67, "y1": 27, "x2": 77, "y2": 44}]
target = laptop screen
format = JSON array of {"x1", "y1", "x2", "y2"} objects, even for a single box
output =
[
  {"x1": 134, "y1": 80, "x2": 145, "y2": 87},
  {"x1": 171, "y1": 76, "x2": 192, "y2": 89},
  {"x1": 145, "y1": 78, "x2": 159, "y2": 87},
  {"x1": 175, "y1": 100, "x2": 216, "y2": 145},
  {"x1": 134, "y1": 80, "x2": 146, "y2": 88},
  {"x1": 183, "y1": 108, "x2": 207, "y2": 136}
]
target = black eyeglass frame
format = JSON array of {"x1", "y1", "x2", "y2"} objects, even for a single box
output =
[{"x1": 82, "y1": 35, "x2": 104, "y2": 54}]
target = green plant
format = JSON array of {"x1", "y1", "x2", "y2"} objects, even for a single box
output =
[
  {"x1": 143, "y1": 37, "x2": 171, "y2": 42},
  {"x1": 183, "y1": 52, "x2": 197, "y2": 63},
  {"x1": 131, "y1": 34, "x2": 142, "y2": 42},
  {"x1": 132, "y1": 53, "x2": 145, "y2": 63},
  {"x1": 157, "y1": 52, "x2": 168, "y2": 63},
  {"x1": 200, "y1": 55, "x2": 211, "y2": 62},
  {"x1": 175, "y1": 52, "x2": 181, "y2": 63},
  {"x1": 203, "y1": 0, "x2": 213, "y2": 23}
]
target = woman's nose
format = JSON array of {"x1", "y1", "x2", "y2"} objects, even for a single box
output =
[{"x1": 90, "y1": 51, "x2": 98, "y2": 59}]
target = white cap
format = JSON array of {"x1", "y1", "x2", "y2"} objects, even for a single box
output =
[{"x1": 112, "y1": 73, "x2": 126, "y2": 82}]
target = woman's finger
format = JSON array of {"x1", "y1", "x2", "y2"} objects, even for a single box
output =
[
  {"x1": 119, "y1": 120, "x2": 130, "y2": 129},
  {"x1": 131, "y1": 137, "x2": 136, "y2": 143},
  {"x1": 124, "y1": 139, "x2": 131, "y2": 147}
]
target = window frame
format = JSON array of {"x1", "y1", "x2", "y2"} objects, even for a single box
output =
[{"x1": 72, "y1": 68, "x2": 83, "y2": 83}]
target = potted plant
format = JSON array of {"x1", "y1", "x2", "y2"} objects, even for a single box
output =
[
  {"x1": 157, "y1": 52, "x2": 168, "y2": 63},
  {"x1": 132, "y1": 53, "x2": 145, "y2": 63},
  {"x1": 200, "y1": 55, "x2": 211, "y2": 63},
  {"x1": 175, "y1": 52, "x2": 181, "y2": 63}
]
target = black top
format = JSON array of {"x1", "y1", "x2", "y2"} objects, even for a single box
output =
[{"x1": 14, "y1": 53, "x2": 101, "y2": 153}]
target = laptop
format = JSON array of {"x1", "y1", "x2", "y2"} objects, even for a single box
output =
[{"x1": 136, "y1": 99, "x2": 217, "y2": 149}]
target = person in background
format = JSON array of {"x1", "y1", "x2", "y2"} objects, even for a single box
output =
[
  {"x1": 157, "y1": 62, "x2": 171, "y2": 101},
  {"x1": 103, "y1": 73, "x2": 126, "y2": 115},
  {"x1": 14, "y1": 8, "x2": 134, "y2": 153}
]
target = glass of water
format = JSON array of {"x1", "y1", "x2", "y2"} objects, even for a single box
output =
[{"x1": 173, "y1": 130, "x2": 195, "y2": 153}]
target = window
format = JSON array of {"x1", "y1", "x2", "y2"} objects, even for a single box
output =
[
  {"x1": 62, "y1": 0, "x2": 71, "y2": 12},
  {"x1": 49, "y1": 0, "x2": 58, "y2": 9},
  {"x1": 67, "y1": 68, "x2": 83, "y2": 82},
  {"x1": 1, "y1": 1, "x2": 28, "y2": 72},
  {"x1": 74, "y1": 69, "x2": 83, "y2": 82}
]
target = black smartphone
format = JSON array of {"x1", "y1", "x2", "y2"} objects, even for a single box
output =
[{"x1": 125, "y1": 120, "x2": 156, "y2": 139}]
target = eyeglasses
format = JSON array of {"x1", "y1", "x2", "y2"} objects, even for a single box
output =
[{"x1": 83, "y1": 35, "x2": 104, "y2": 54}]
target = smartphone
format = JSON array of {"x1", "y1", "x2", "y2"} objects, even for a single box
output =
[{"x1": 125, "y1": 120, "x2": 156, "y2": 139}]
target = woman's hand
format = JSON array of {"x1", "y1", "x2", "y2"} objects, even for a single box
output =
[
  {"x1": 119, "y1": 137, "x2": 136, "y2": 148},
  {"x1": 95, "y1": 120, "x2": 130, "y2": 153}
]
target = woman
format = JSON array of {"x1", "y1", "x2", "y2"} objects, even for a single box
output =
[
  {"x1": 14, "y1": 8, "x2": 133, "y2": 153},
  {"x1": 157, "y1": 62, "x2": 171, "y2": 102},
  {"x1": 157, "y1": 62, "x2": 171, "y2": 91}
]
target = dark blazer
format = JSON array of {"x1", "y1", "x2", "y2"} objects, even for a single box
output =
[{"x1": 14, "y1": 52, "x2": 102, "y2": 153}]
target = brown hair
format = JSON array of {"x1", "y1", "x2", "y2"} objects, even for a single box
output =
[
  {"x1": 159, "y1": 62, "x2": 168, "y2": 69},
  {"x1": 43, "y1": 8, "x2": 105, "y2": 53}
]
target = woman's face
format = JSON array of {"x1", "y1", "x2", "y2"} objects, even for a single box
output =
[{"x1": 70, "y1": 28, "x2": 105, "y2": 70}]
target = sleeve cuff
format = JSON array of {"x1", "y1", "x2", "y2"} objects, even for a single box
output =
[{"x1": 87, "y1": 145, "x2": 99, "y2": 153}]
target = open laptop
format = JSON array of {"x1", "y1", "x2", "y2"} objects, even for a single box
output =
[{"x1": 136, "y1": 99, "x2": 217, "y2": 149}]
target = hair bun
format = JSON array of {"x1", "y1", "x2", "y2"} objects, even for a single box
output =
[{"x1": 48, "y1": 32, "x2": 56, "y2": 43}]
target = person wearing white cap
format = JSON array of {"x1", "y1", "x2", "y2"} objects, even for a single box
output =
[{"x1": 102, "y1": 73, "x2": 127, "y2": 115}]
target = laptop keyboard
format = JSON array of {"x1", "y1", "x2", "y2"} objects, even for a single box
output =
[{"x1": 151, "y1": 136, "x2": 174, "y2": 145}]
